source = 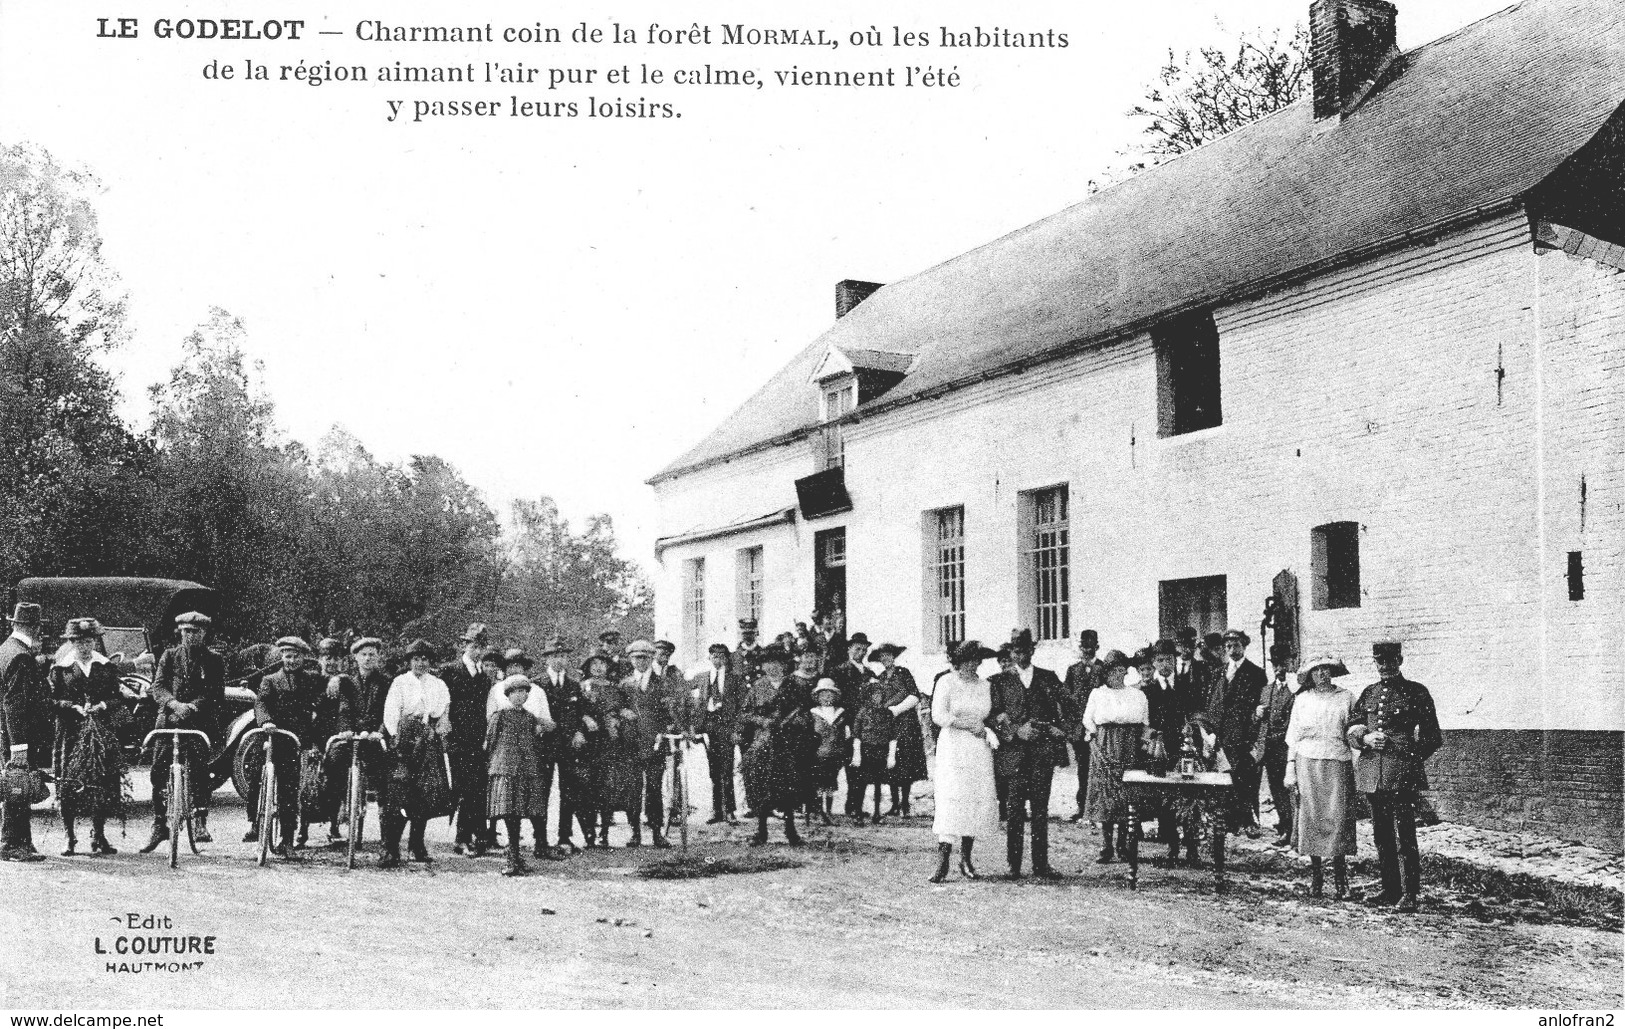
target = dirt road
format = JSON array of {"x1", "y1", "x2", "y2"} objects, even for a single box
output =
[{"x1": 3, "y1": 778, "x2": 1620, "y2": 1009}]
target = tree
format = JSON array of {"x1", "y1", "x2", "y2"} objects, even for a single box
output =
[
  {"x1": 1093, "y1": 25, "x2": 1309, "y2": 192},
  {"x1": 0, "y1": 143, "x2": 142, "y2": 586}
]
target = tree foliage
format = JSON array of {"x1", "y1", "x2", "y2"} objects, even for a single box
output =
[
  {"x1": 0, "y1": 143, "x2": 652, "y2": 655},
  {"x1": 1094, "y1": 25, "x2": 1310, "y2": 192}
]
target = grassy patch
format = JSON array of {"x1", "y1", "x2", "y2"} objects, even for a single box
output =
[{"x1": 637, "y1": 853, "x2": 805, "y2": 879}]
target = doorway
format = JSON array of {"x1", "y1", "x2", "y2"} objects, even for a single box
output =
[
  {"x1": 1159, "y1": 575, "x2": 1227, "y2": 641},
  {"x1": 814, "y1": 527, "x2": 847, "y2": 619}
]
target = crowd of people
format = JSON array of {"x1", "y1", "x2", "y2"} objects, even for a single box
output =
[{"x1": 0, "y1": 602, "x2": 1444, "y2": 911}]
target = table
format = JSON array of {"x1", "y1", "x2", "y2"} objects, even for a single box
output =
[{"x1": 1120, "y1": 769, "x2": 1233, "y2": 891}]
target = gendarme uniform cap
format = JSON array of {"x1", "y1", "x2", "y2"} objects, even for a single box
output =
[
  {"x1": 1372, "y1": 639, "x2": 1403, "y2": 660},
  {"x1": 1222, "y1": 629, "x2": 1250, "y2": 645},
  {"x1": 738, "y1": 618, "x2": 758, "y2": 630},
  {"x1": 349, "y1": 636, "x2": 383, "y2": 654},
  {"x1": 1079, "y1": 629, "x2": 1100, "y2": 647},
  {"x1": 174, "y1": 611, "x2": 211, "y2": 628}
]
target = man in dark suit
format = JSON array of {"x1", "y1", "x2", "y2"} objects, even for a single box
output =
[
  {"x1": 1062, "y1": 629, "x2": 1103, "y2": 822},
  {"x1": 1207, "y1": 628, "x2": 1266, "y2": 834},
  {"x1": 442, "y1": 623, "x2": 495, "y2": 856},
  {"x1": 694, "y1": 643, "x2": 741, "y2": 824},
  {"x1": 597, "y1": 630, "x2": 629, "y2": 682},
  {"x1": 622, "y1": 640, "x2": 675, "y2": 848},
  {"x1": 1258, "y1": 642, "x2": 1298, "y2": 845},
  {"x1": 0, "y1": 603, "x2": 48, "y2": 861},
  {"x1": 248, "y1": 636, "x2": 324, "y2": 856},
  {"x1": 143, "y1": 611, "x2": 226, "y2": 851},
  {"x1": 986, "y1": 629, "x2": 1072, "y2": 879},
  {"x1": 1348, "y1": 639, "x2": 1442, "y2": 913},
  {"x1": 534, "y1": 638, "x2": 587, "y2": 852},
  {"x1": 829, "y1": 631, "x2": 874, "y2": 819},
  {"x1": 1144, "y1": 639, "x2": 1202, "y2": 859}
]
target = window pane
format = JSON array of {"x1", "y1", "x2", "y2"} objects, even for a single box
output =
[{"x1": 1025, "y1": 487, "x2": 1070, "y2": 641}]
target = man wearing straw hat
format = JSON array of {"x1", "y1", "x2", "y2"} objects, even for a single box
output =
[{"x1": 0, "y1": 602, "x2": 48, "y2": 861}]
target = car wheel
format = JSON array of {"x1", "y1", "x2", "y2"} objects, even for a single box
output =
[{"x1": 229, "y1": 739, "x2": 253, "y2": 800}]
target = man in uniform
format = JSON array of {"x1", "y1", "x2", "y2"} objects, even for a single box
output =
[
  {"x1": 1257, "y1": 642, "x2": 1297, "y2": 846},
  {"x1": 247, "y1": 636, "x2": 323, "y2": 857},
  {"x1": 1063, "y1": 629, "x2": 1103, "y2": 822},
  {"x1": 986, "y1": 629, "x2": 1072, "y2": 879},
  {"x1": 695, "y1": 642, "x2": 741, "y2": 825},
  {"x1": 731, "y1": 619, "x2": 764, "y2": 683},
  {"x1": 621, "y1": 640, "x2": 674, "y2": 848},
  {"x1": 0, "y1": 603, "x2": 48, "y2": 861},
  {"x1": 1347, "y1": 639, "x2": 1442, "y2": 913},
  {"x1": 1206, "y1": 628, "x2": 1266, "y2": 835},
  {"x1": 142, "y1": 611, "x2": 225, "y2": 851},
  {"x1": 442, "y1": 623, "x2": 495, "y2": 856}
]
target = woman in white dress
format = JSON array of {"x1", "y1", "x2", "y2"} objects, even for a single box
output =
[
  {"x1": 928, "y1": 640, "x2": 1000, "y2": 883},
  {"x1": 1286, "y1": 654, "x2": 1358, "y2": 898}
]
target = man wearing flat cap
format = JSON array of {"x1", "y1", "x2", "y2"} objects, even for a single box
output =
[
  {"x1": 442, "y1": 623, "x2": 496, "y2": 856},
  {"x1": 141, "y1": 611, "x2": 226, "y2": 852},
  {"x1": 536, "y1": 638, "x2": 588, "y2": 854},
  {"x1": 987, "y1": 629, "x2": 1074, "y2": 879},
  {"x1": 245, "y1": 636, "x2": 323, "y2": 856},
  {"x1": 1063, "y1": 629, "x2": 1104, "y2": 822},
  {"x1": 1205, "y1": 629, "x2": 1266, "y2": 835},
  {"x1": 620, "y1": 640, "x2": 676, "y2": 847},
  {"x1": 1347, "y1": 640, "x2": 1441, "y2": 912},
  {"x1": 1, "y1": 603, "x2": 49, "y2": 860},
  {"x1": 693, "y1": 642, "x2": 741, "y2": 824}
]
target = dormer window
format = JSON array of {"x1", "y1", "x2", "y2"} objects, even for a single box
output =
[{"x1": 821, "y1": 377, "x2": 856, "y2": 468}]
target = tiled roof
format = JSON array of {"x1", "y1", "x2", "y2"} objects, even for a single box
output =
[{"x1": 651, "y1": 0, "x2": 1625, "y2": 483}]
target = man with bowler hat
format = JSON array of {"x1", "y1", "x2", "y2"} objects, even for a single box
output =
[
  {"x1": 1063, "y1": 629, "x2": 1103, "y2": 821},
  {"x1": 143, "y1": 611, "x2": 225, "y2": 851},
  {"x1": 1348, "y1": 640, "x2": 1441, "y2": 912},
  {"x1": 987, "y1": 629, "x2": 1073, "y2": 878},
  {"x1": 0, "y1": 602, "x2": 48, "y2": 860},
  {"x1": 443, "y1": 623, "x2": 496, "y2": 856},
  {"x1": 1206, "y1": 628, "x2": 1266, "y2": 834},
  {"x1": 1258, "y1": 642, "x2": 1298, "y2": 845}
]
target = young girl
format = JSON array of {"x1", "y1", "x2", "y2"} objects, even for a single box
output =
[
  {"x1": 850, "y1": 678, "x2": 896, "y2": 826},
  {"x1": 486, "y1": 676, "x2": 548, "y2": 876},
  {"x1": 807, "y1": 679, "x2": 849, "y2": 826}
]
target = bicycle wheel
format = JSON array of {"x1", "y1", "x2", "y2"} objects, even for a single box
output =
[
  {"x1": 168, "y1": 756, "x2": 185, "y2": 869},
  {"x1": 674, "y1": 748, "x2": 688, "y2": 851},
  {"x1": 345, "y1": 754, "x2": 362, "y2": 870},
  {"x1": 257, "y1": 751, "x2": 275, "y2": 867}
]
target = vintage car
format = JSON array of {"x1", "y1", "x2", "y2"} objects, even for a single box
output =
[{"x1": 14, "y1": 576, "x2": 260, "y2": 794}]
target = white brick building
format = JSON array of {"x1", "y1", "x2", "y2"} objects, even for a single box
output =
[{"x1": 647, "y1": 0, "x2": 1625, "y2": 848}]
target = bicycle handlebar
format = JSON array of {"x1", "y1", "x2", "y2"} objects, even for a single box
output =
[
  {"x1": 241, "y1": 726, "x2": 302, "y2": 747},
  {"x1": 143, "y1": 728, "x2": 213, "y2": 749},
  {"x1": 324, "y1": 731, "x2": 385, "y2": 755}
]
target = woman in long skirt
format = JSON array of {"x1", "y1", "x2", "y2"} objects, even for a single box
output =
[
  {"x1": 928, "y1": 641, "x2": 1001, "y2": 883},
  {"x1": 738, "y1": 647, "x2": 809, "y2": 846},
  {"x1": 1082, "y1": 650, "x2": 1148, "y2": 863},
  {"x1": 379, "y1": 639, "x2": 453, "y2": 867},
  {"x1": 1287, "y1": 654, "x2": 1358, "y2": 898},
  {"x1": 487, "y1": 677, "x2": 548, "y2": 876},
  {"x1": 49, "y1": 618, "x2": 127, "y2": 856},
  {"x1": 572, "y1": 651, "x2": 617, "y2": 848},
  {"x1": 870, "y1": 644, "x2": 927, "y2": 817}
]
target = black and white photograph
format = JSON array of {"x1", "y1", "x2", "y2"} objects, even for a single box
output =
[{"x1": 0, "y1": 0, "x2": 1621, "y2": 1015}]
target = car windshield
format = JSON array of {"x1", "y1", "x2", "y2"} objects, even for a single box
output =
[{"x1": 101, "y1": 627, "x2": 148, "y2": 661}]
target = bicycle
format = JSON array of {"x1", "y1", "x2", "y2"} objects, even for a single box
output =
[
  {"x1": 142, "y1": 728, "x2": 212, "y2": 870},
  {"x1": 241, "y1": 726, "x2": 301, "y2": 866},
  {"x1": 658, "y1": 730, "x2": 708, "y2": 855},
  {"x1": 325, "y1": 731, "x2": 385, "y2": 870}
]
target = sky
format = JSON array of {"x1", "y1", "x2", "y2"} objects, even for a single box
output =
[{"x1": 0, "y1": 0, "x2": 1516, "y2": 574}]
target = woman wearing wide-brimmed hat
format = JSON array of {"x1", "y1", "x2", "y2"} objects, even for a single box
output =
[
  {"x1": 869, "y1": 643, "x2": 927, "y2": 818},
  {"x1": 378, "y1": 638, "x2": 453, "y2": 866},
  {"x1": 1285, "y1": 654, "x2": 1358, "y2": 898},
  {"x1": 1082, "y1": 650, "x2": 1149, "y2": 863},
  {"x1": 48, "y1": 618, "x2": 128, "y2": 856},
  {"x1": 737, "y1": 646, "x2": 810, "y2": 846},
  {"x1": 928, "y1": 640, "x2": 1000, "y2": 883},
  {"x1": 574, "y1": 650, "x2": 618, "y2": 847}
]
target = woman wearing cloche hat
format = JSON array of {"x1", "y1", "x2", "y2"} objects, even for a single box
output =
[{"x1": 1284, "y1": 654, "x2": 1357, "y2": 898}]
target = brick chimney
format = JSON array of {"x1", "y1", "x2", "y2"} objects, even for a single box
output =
[
  {"x1": 1310, "y1": 0, "x2": 1399, "y2": 120},
  {"x1": 835, "y1": 279, "x2": 884, "y2": 319}
]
